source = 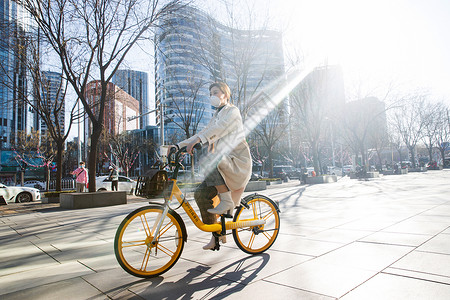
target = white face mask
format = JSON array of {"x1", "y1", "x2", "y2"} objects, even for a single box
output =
[{"x1": 210, "y1": 95, "x2": 222, "y2": 108}]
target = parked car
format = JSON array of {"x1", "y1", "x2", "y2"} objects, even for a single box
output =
[
  {"x1": 342, "y1": 165, "x2": 354, "y2": 175},
  {"x1": 327, "y1": 166, "x2": 343, "y2": 176},
  {"x1": 20, "y1": 180, "x2": 46, "y2": 191},
  {"x1": 273, "y1": 165, "x2": 300, "y2": 180},
  {"x1": 95, "y1": 175, "x2": 136, "y2": 194},
  {"x1": 0, "y1": 183, "x2": 41, "y2": 204},
  {"x1": 250, "y1": 172, "x2": 263, "y2": 181}
]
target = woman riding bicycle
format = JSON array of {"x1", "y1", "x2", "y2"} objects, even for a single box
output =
[{"x1": 169, "y1": 81, "x2": 252, "y2": 250}]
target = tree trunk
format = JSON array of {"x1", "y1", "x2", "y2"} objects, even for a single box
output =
[
  {"x1": 55, "y1": 142, "x2": 64, "y2": 191},
  {"x1": 427, "y1": 146, "x2": 433, "y2": 162},
  {"x1": 268, "y1": 151, "x2": 274, "y2": 178},
  {"x1": 88, "y1": 124, "x2": 103, "y2": 192},
  {"x1": 312, "y1": 142, "x2": 320, "y2": 175},
  {"x1": 409, "y1": 146, "x2": 416, "y2": 168}
]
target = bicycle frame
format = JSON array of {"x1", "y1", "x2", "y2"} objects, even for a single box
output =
[
  {"x1": 166, "y1": 179, "x2": 266, "y2": 233},
  {"x1": 148, "y1": 147, "x2": 266, "y2": 243}
]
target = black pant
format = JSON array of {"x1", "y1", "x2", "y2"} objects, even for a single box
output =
[
  {"x1": 194, "y1": 182, "x2": 218, "y2": 224},
  {"x1": 111, "y1": 180, "x2": 118, "y2": 191}
]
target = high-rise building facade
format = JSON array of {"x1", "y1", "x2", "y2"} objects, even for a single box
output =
[
  {"x1": 84, "y1": 81, "x2": 139, "y2": 138},
  {"x1": 0, "y1": 0, "x2": 31, "y2": 150},
  {"x1": 38, "y1": 71, "x2": 65, "y2": 138},
  {"x1": 112, "y1": 69, "x2": 149, "y2": 129},
  {"x1": 154, "y1": 4, "x2": 287, "y2": 143}
]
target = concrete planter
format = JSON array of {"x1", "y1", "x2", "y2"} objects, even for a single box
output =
[
  {"x1": 42, "y1": 196, "x2": 60, "y2": 204},
  {"x1": 244, "y1": 181, "x2": 267, "y2": 192},
  {"x1": 271, "y1": 180, "x2": 283, "y2": 185},
  {"x1": 408, "y1": 167, "x2": 427, "y2": 172},
  {"x1": 60, "y1": 191, "x2": 127, "y2": 209},
  {"x1": 350, "y1": 171, "x2": 380, "y2": 179},
  {"x1": 305, "y1": 175, "x2": 337, "y2": 184}
]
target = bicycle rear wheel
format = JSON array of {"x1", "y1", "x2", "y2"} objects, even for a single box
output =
[
  {"x1": 232, "y1": 195, "x2": 280, "y2": 254},
  {"x1": 114, "y1": 205, "x2": 186, "y2": 278}
]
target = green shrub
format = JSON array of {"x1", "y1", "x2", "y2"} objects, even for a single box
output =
[{"x1": 258, "y1": 178, "x2": 282, "y2": 182}]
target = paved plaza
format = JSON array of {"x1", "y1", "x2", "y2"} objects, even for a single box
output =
[{"x1": 1, "y1": 170, "x2": 449, "y2": 299}]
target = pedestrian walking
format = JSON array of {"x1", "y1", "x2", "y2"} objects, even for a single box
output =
[
  {"x1": 109, "y1": 165, "x2": 119, "y2": 191},
  {"x1": 71, "y1": 161, "x2": 88, "y2": 192}
]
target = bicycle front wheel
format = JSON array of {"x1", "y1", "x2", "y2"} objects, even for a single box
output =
[
  {"x1": 232, "y1": 195, "x2": 280, "y2": 254},
  {"x1": 114, "y1": 205, "x2": 186, "y2": 278}
]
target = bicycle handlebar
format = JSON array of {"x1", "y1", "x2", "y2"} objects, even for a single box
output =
[{"x1": 167, "y1": 144, "x2": 202, "y2": 179}]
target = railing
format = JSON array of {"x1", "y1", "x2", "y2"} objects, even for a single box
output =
[{"x1": 47, "y1": 179, "x2": 75, "y2": 191}]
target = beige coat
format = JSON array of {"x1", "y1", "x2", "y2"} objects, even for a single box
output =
[{"x1": 178, "y1": 103, "x2": 252, "y2": 204}]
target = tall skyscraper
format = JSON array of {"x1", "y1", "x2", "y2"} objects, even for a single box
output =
[
  {"x1": 154, "y1": 4, "x2": 287, "y2": 143},
  {"x1": 112, "y1": 69, "x2": 149, "y2": 129},
  {"x1": 38, "y1": 71, "x2": 65, "y2": 138},
  {"x1": 0, "y1": 0, "x2": 31, "y2": 150}
]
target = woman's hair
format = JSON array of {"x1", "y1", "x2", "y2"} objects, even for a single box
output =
[{"x1": 209, "y1": 82, "x2": 231, "y2": 101}]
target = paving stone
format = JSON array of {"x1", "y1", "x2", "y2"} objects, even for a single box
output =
[
  {"x1": 308, "y1": 228, "x2": 373, "y2": 243},
  {"x1": 198, "y1": 249, "x2": 312, "y2": 284},
  {"x1": 416, "y1": 233, "x2": 450, "y2": 255},
  {"x1": 382, "y1": 219, "x2": 450, "y2": 235},
  {"x1": 312, "y1": 241, "x2": 414, "y2": 271},
  {"x1": 219, "y1": 279, "x2": 335, "y2": 299},
  {"x1": 270, "y1": 234, "x2": 344, "y2": 256},
  {"x1": 359, "y1": 231, "x2": 433, "y2": 247},
  {"x1": 0, "y1": 261, "x2": 95, "y2": 296},
  {"x1": 340, "y1": 273, "x2": 450, "y2": 300},
  {"x1": 263, "y1": 259, "x2": 377, "y2": 298},
  {"x1": 390, "y1": 250, "x2": 450, "y2": 278},
  {"x1": 384, "y1": 267, "x2": 450, "y2": 285},
  {"x1": 0, "y1": 242, "x2": 59, "y2": 276},
  {"x1": 127, "y1": 266, "x2": 239, "y2": 299}
]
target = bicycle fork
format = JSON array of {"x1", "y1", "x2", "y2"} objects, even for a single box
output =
[{"x1": 146, "y1": 204, "x2": 170, "y2": 252}]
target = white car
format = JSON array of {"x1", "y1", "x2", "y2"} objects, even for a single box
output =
[
  {"x1": 20, "y1": 180, "x2": 46, "y2": 191},
  {"x1": 95, "y1": 175, "x2": 136, "y2": 194},
  {"x1": 0, "y1": 183, "x2": 41, "y2": 204},
  {"x1": 327, "y1": 166, "x2": 343, "y2": 176}
]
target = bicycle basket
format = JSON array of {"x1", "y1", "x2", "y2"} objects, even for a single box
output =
[{"x1": 135, "y1": 169, "x2": 168, "y2": 198}]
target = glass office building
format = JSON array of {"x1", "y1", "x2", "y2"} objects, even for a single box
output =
[
  {"x1": 112, "y1": 69, "x2": 149, "y2": 129},
  {"x1": 154, "y1": 4, "x2": 287, "y2": 143},
  {"x1": 0, "y1": 0, "x2": 31, "y2": 150},
  {"x1": 38, "y1": 71, "x2": 65, "y2": 138}
]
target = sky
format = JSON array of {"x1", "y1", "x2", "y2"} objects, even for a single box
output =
[
  {"x1": 68, "y1": 0, "x2": 450, "y2": 140},
  {"x1": 265, "y1": 0, "x2": 450, "y2": 103}
]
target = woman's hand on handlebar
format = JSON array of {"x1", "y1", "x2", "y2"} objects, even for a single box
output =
[
  {"x1": 186, "y1": 137, "x2": 201, "y2": 155},
  {"x1": 167, "y1": 145, "x2": 178, "y2": 157}
]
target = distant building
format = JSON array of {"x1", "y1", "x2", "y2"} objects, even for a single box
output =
[
  {"x1": 37, "y1": 71, "x2": 65, "y2": 138},
  {"x1": 84, "y1": 81, "x2": 139, "y2": 137},
  {"x1": 112, "y1": 69, "x2": 149, "y2": 129},
  {"x1": 0, "y1": 0, "x2": 32, "y2": 150},
  {"x1": 154, "y1": 3, "x2": 287, "y2": 143},
  {"x1": 345, "y1": 96, "x2": 388, "y2": 149}
]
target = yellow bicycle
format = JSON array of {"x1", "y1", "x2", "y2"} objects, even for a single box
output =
[{"x1": 114, "y1": 146, "x2": 280, "y2": 278}]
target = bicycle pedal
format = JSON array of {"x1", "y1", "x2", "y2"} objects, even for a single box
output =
[{"x1": 222, "y1": 213, "x2": 233, "y2": 218}]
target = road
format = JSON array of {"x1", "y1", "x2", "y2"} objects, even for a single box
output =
[{"x1": 1, "y1": 170, "x2": 449, "y2": 299}]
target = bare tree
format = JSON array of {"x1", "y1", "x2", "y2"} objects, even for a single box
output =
[
  {"x1": 290, "y1": 65, "x2": 343, "y2": 175},
  {"x1": 435, "y1": 105, "x2": 450, "y2": 166},
  {"x1": 252, "y1": 93, "x2": 288, "y2": 177},
  {"x1": 19, "y1": 0, "x2": 180, "y2": 191},
  {"x1": 420, "y1": 101, "x2": 444, "y2": 162},
  {"x1": 390, "y1": 93, "x2": 428, "y2": 168},
  {"x1": 339, "y1": 97, "x2": 388, "y2": 169}
]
